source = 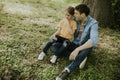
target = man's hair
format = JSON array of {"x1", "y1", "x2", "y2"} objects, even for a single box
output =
[
  {"x1": 75, "y1": 4, "x2": 90, "y2": 16},
  {"x1": 66, "y1": 6, "x2": 75, "y2": 16}
]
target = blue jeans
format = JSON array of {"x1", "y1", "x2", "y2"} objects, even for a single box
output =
[
  {"x1": 42, "y1": 35, "x2": 70, "y2": 54},
  {"x1": 43, "y1": 39, "x2": 56, "y2": 53},
  {"x1": 54, "y1": 42, "x2": 78, "y2": 57},
  {"x1": 67, "y1": 48, "x2": 92, "y2": 71},
  {"x1": 54, "y1": 42, "x2": 92, "y2": 71}
]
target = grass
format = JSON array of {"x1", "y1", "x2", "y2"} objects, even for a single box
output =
[{"x1": 0, "y1": 0, "x2": 120, "y2": 80}]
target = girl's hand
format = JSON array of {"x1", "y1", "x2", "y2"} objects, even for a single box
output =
[{"x1": 50, "y1": 35, "x2": 55, "y2": 39}]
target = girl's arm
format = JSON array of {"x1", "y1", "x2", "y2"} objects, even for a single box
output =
[
  {"x1": 50, "y1": 20, "x2": 62, "y2": 39},
  {"x1": 50, "y1": 28, "x2": 60, "y2": 39}
]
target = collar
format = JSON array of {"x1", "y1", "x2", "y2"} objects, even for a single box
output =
[{"x1": 77, "y1": 16, "x2": 91, "y2": 26}]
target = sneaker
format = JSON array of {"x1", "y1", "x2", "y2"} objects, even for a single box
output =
[
  {"x1": 79, "y1": 57, "x2": 87, "y2": 69},
  {"x1": 50, "y1": 55, "x2": 57, "y2": 63},
  {"x1": 38, "y1": 51, "x2": 46, "y2": 60},
  {"x1": 56, "y1": 68, "x2": 70, "y2": 80}
]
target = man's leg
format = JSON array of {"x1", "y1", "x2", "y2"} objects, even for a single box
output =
[
  {"x1": 56, "y1": 48, "x2": 92, "y2": 80},
  {"x1": 67, "y1": 48, "x2": 92, "y2": 71},
  {"x1": 55, "y1": 43, "x2": 79, "y2": 80}
]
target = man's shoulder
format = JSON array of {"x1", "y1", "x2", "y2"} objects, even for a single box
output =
[
  {"x1": 85, "y1": 16, "x2": 98, "y2": 29},
  {"x1": 88, "y1": 16, "x2": 98, "y2": 24}
]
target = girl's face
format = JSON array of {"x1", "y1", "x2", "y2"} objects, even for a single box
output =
[{"x1": 65, "y1": 11, "x2": 73, "y2": 20}]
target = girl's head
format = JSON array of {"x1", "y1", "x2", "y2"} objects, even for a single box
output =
[{"x1": 65, "y1": 6, "x2": 75, "y2": 20}]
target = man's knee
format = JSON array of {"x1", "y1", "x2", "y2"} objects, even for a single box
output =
[
  {"x1": 77, "y1": 49, "x2": 92, "y2": 58},
  {"x1": 74, "y1": 51, "x2": 88, "y2": 62}
]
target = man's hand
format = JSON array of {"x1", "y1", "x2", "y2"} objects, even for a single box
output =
[{"x1": 69, "y1": 48, "x2": 80, "y2": 61}]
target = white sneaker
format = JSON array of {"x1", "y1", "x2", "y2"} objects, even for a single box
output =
[
  {"x1": 38, "y1": 51, "x2": 46, "y2": 60},
  {"x1": 50, "y1": 55, "x2": 57, "y2": 63},
  {"x1": 79, "y1": 57, "x2": 87, "y2": 69}
]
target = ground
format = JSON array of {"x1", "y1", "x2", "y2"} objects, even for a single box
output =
[{"x1": 0, "y1": 0, "x2": 120, "y2": 80}]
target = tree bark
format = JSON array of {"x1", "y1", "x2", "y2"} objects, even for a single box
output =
[{"x1": 82, "y1": 0, "x2": 113, "y2": 27}]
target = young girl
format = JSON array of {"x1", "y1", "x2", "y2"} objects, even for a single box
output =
[{"x1": 38, "y1": 6, "x2": 76, "y2": 63}]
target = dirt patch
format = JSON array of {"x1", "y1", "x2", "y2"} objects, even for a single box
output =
[
  {"x1": 51, "y1": 0, "x2": 64, "y2": 3},
  {"x1": 0, "y1": 26, "x2": 13, "y2": 41},
  {"x1": 3, "y1": 2, "x2": 33, "y2": 15},
  {"x1": 98, "y1": 35, "x2": 118, "y2": 52},
  {"x1": 1, "y1": 68, "x2": 20, "y2": 80},
  {"x1": 22, "y1": 17, "x2": 58, "y2": 28}
]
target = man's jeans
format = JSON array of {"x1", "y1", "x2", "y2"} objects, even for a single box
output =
[
  {"x1": 67, "y1": 48, "x2": 92, "y2": 71},
  {"x1": 54, "y1": 42, "x2": 92, "y2": 71}
]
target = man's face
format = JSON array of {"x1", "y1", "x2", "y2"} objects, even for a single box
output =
[{"x1": 74, "y1": 10, "x2": 83, "y2": 21}]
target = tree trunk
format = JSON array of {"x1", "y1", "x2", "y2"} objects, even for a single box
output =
[{"x1": 82, "y1": 0, "x2": 113, "y2": 27}]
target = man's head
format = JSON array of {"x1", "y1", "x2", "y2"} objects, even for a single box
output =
[{"x1": 74, "y1": 4, "x2": 90, "y2": 21}]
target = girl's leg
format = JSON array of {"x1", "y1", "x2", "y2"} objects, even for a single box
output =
[
  {"x1": 43, "y1": 39, "x2": 56, "y2": 53},
  {"x1": 38, "y1": 39, "x2": 56, "y2": 60},
  {"x1": 54, "y1": 40, "x2": 70, "y2": 56},
  {"x1": 50, "y1": 40, "x2": 70, "y2": 63}
]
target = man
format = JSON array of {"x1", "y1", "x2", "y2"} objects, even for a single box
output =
[{"x1": 56, "y1": 4, "x2": 98, "y2": 80}]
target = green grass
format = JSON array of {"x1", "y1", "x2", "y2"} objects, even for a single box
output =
[{"x1": 0, "y1": 0, "x2": 120, "y2": 80}]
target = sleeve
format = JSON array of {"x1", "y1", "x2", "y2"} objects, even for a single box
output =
[{"x1": 89, "y1": 22, "x2": 99, "y2": 46}]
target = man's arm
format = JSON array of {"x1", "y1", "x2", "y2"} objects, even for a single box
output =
[
  {"x1": 69, "y1": 40, "x2": 92, "y2": 60},
  {"x1": 77, "y1": 22, "x2": 99, "y2": 50},
  {"x1": 69, "y1": 23, "x2": 98, "y2": 60}
]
